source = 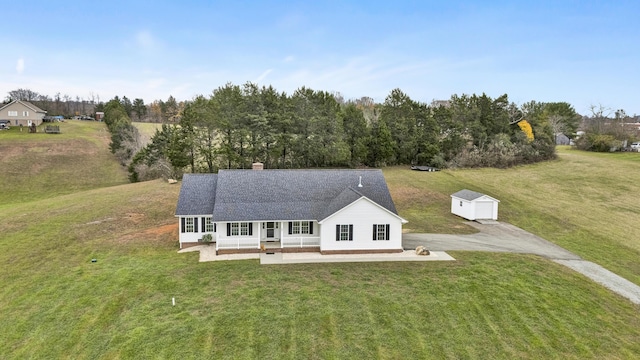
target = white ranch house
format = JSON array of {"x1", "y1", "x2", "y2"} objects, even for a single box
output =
[
  {"x1": 450, "y1": 189, "x2": 499, "y2": 221},
  {"x1": 175, "y1": 167, "x2": 407, "y2": 254}
]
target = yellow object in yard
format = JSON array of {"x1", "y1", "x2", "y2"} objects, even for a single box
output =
[{"x1": 518, "y1": 120, "x2": 534, "y2": 142}]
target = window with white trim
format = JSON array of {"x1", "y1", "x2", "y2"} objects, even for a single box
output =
[
  {"x1": 372, "y1": 224, "x2": 390, "y2": 241},
  {"x1": 336, "y1": 224, "x2": 353, "y2": 241},
  {"x1": 8, "y1": 111, "x2": 17, "y2": 117},
  {"x1": 288, "y1": 221, "x2": 313, "y2": 235},
  {"x1": 202, "y1": 217, "x2": 214, "y2": 232},
  {"x1": 227, "y1": 222, "x2": 253, "y2": 236},
  {"x1": 181, "y1": 217, "x2": 198, "y2": 233},
  {"x1": 23, "y1": 111, "x2": 29, "y2": 116}
]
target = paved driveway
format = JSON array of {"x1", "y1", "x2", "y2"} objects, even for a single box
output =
[
  {"x1": 403, "y1": 221, "x2": 580, "y2": 260},
  {"x1": 403, "y1": 221, "x2": 640, "y2": 305}
]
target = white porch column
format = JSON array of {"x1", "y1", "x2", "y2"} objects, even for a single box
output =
[
  {"x1": 280, "y1": 221, "x2": 284, "y2": 248},
  {"x1": 257, "y1": 221, "x2": 261, "y2": 248}
]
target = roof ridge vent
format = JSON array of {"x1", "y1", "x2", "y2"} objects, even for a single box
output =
[{"x1": 358, "y1": 176, "x2": 363, "y2": 188}]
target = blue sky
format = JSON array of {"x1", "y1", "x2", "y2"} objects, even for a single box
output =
[{"x1": 2, "y1": 1, "x2": 638, "y2": 115}]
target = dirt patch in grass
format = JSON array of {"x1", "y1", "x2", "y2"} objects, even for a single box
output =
[{"x1": 117, "y1": 223, "x2": 178, "y2": 244}]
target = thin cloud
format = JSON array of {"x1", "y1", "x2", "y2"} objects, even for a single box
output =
[
  {"x1": 135, "y1": 30, "x2": 158, "y2": 50},
  {"x1": 254, "y1": 69, "x2": 273, "y2": 83},
  {"x1": 16, "y1": 58, "x2": 24, "y2": 74}
]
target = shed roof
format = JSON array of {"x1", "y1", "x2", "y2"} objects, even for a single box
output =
[
  {"x1": 451, "y1": 189, "x2": 499, "y2": 202},
  {"x1": 175, "y1": 174, "x2": 217, "y2": 215}
]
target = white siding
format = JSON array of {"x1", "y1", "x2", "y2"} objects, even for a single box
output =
[
  {"x1": 319, "y1": 198, "x2": 403, "y2": 252},
  {"x1": 177, "y1": 215, "x2": 216, "y2": 246},
  {"x1": 451, "y1": 198, "x2": 475, "y2": 220},
  {"x1": 450, "y1": 196, "x2": 499, "y2": 220},
  {"x1": 281, "y1": 221, "x2": 318, "y2": 238}
]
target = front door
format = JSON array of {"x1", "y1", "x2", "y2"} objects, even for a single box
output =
[{"x1": 266, "y1": 222, "x2": 276, "y2": 240}]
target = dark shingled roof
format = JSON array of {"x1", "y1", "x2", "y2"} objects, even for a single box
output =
[
  {"x1": 214, "y1": 169, "x2": 398, "y2": 221},
  {"x1": 175, "y1": 174, "x2": 217, "y2": 215},
  {"x1": 175, "y1": 169, "x2": 399, "y2": 221},
  {"x1": 451, "y1": 189, "x2": 496, "y2": 201}
]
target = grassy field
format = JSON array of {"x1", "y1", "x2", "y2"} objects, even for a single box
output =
[
  {"x1": 133, "y1": 122, "x2": 163, "y2": 145},
  {"x1": 0, "y1": 120, "x2": 128, "y2": 206},
  {"x1": 385, "y1": 147, "x2": 640, "y2": 286},
  {"x1": 2, "y1": 121, "x2": 640, "y2": 358}
]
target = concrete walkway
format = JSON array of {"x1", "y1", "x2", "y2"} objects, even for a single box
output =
[
  {"x1": 403, "y1": 221, "x2": 640, "y2": 305},
  {"x1": 178, "y1": 245, "x2": 455, "y2": 264},
  {"x1": 259, "y1": 251, "x2": 455, "y2": 264}
]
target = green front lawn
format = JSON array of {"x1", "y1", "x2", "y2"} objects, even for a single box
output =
[{"x1": 1, "y1": 179, "x2": 639, "y2": 358}]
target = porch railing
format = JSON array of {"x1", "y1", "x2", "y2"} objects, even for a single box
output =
[
  {"x1": 216, "y1": 237, "x2": 260, "y2": 250},
  {"x1": 281, "y1": 237, "x2": 320, "y2": 248}
]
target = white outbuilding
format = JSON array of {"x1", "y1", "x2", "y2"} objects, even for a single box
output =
[{"x1": 450, "y1": 189, "x2": 499, "y2": 221}]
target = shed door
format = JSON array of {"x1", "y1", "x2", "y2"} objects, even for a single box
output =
[{"x1": 475, "y1": 201, "x2": 494, "y2": 219}]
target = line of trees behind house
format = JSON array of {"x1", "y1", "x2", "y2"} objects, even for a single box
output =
[
  {"x1": 14, "y1": 84, "x2": 636, "y2": 183},
  {"x1": 100, "y1": 83, "x2": 581, "y2": 182}
]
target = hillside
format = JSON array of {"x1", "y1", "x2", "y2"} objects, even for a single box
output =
[
  {"x1": 1, "y1": 123, "x2": 640, "y2": 358},
  {"x1": 0, "y1": 120, "x2": 129, "y2": 206}
]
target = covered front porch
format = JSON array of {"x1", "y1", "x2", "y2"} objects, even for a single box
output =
[{"x1": 215, "y1": 220, "x2": 320, "y2": 253}]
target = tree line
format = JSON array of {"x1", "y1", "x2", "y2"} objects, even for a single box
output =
[
  {"x1": 4, "y1": 85, "x2": 584, "y2": 181},
  {"x1": 4, "y1": 88, "x2": 181, "y2": 123},
  {"x1": 574, "y1": 106, "x2": 640, "y2": 152},
  {"x1": 115, "y1": 82, "x2": 580, "y2": 181}
]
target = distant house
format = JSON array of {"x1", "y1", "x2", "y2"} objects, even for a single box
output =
[
  {"x1": 175, "y1": 166, "x2": 407, "y2": 254},
  {"x1": 0, "y1": 100, "x2": 47, "y2": 127},
  {"x1": 450, "y1": 189, "x2": 499, "y2": 221},
  {"x1": 555, "y1": 133, "x2": 571, "y2": 145}
]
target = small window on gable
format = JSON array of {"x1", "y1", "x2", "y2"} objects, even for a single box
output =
[
  {"x1": 8, "y1": 111, "x2": 17, "y2": 117},
  {"x1": 23, "y1": 111, "x2": 29, "y2": 116},
  {"x1": 459, "y1": 201, "x2": 463, "y2": 207}
]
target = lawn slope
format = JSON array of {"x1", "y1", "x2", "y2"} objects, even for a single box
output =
[
  {"x1": 0, "y1": 121, "x2": 128, "y2": 206},
  {"x1": 385, "y1": 147, "x2": 640, "y2": 286}
]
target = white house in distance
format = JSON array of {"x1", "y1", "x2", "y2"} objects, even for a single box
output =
[
  {"x1": 175, "y1": 166, "x2": 407, "y2": 254},
  {"x1": 450, "y1": 189, "x2": 499, "y2": 221}
]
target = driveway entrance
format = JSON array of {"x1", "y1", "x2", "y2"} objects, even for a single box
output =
[{"x1": 403, "y1": 221, "x2": 640, "y2": 305}]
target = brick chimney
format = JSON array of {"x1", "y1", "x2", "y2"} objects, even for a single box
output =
[{"x1": 252, "y1": 162, "x2": 264, "y2": 170}]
